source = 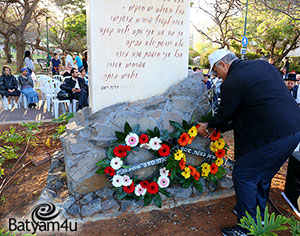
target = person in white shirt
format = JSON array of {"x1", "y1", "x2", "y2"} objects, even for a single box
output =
[{"x1": 64, "y1": 51, "x2": 74, "y2": 68}]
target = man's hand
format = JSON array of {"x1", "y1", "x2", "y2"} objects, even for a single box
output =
[
  {"x1": 197, "y1": 123, "x2": 208, "y2": 136},
  {"x1": 197, "y1": 123, "x2": 214, "y2": 138},
  {"x1": 72, "y1": 88, "x2": 81, "y2": 92}
]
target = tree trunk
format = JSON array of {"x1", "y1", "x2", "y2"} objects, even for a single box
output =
[
  {"x1": 15, "y1": 33, "x2": 26, "y2": 72},
  {"x1": 3, "y1": 37, "x2": 12, "y2": 63}
]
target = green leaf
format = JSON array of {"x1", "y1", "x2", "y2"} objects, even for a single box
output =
[
  {"x1": 171, "y1": 168, "x2": 177, "y2": 180},
  {"x1": 216, "y1": 171, "x2": 223, "y2": 179},
  {"x1": 115, "y1": 131, "x2": 126, "y2": 141},
  {"x1": 154, "y1": 127, "x2": 160, "y2": 137},
  {"x1": 143, "y1": 194, "x2": 152, "y2": 206},
  {"x1": 159, "y1": 189, "x2": 171, "y2": 198},
  {"x1": 154, "y1": 193, "x2": 162, "y2": 208},
  {"x1": 124, "y1": 122, "x2": 132, "y2": 134},
  {"x1": 107, "y1": 147, "x2": 114, "y2": 159},
  {"x1": 160, "y1": 130, "x2": 169, "y2": 142},
  {"x1": 96, "y1": 159, "x2": 110, "y2": 166},
  {"x1": 170, "y1": 131, "x2": 181, "y2": 139},
  {"x1": 193, "y1": 180, "x2": 203, "y2": 193},
  {"x1": 117, "y1": 191, "x2": 127, "y2": 200},
  {"x1": 169, "y1": 121, "x2": 185, "y2": 132},
  {"x1": 182, "y1": 120, "x2": 189, "y2": 130},
  {"x1": 182, "y1": 178, "x2": 192, "y2": 188},
  {"x1": 95, "y1": 168, "x2": 105, "y2": 175},
  {"x1": 132, "y1": 124, "x2": 141, "y2": 134},
  {"x1": 146, "y1": 129, "x2": 154, "y2": 137}
]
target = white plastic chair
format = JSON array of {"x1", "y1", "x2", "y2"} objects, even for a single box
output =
[{"x1": 53, "y1": 75, "x2": 64, "y2": 82}]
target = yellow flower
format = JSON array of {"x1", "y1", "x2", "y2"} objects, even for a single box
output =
[
  {"x1": 214, "y1": 138, "x2": 225, "y2": 149},
  {"x1": 174, "y1": 150, "x2": 186, "y2": 161},
  {"x1": 45, "y1": 138, "x2": 51, "y2": 147},
  {"x1": 201, "y1": 170, "x2": 209, "y2": 177},
  {"x1": 181, "y1": 167, "x2": 191, "y2": 179},
  {"x1": 201, "y1": 163, "x2": 210, "y2": 173},
  {"x1": 210, "y1": 142, "x2": 218, "y2": 153},
  {"x1": 188, "y1": 126, "x2": 198, "y2": 138},
  {"x1": 215, "y1": 158, "x2": 224, "y2": 166}
]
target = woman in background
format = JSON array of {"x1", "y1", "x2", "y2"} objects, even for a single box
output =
[
  {"x1": 24, "y1": 50, "x2": 35, "y2": 75},
  {"x1": 18, "y1": 67, "x2": 39, "y2": 108}
]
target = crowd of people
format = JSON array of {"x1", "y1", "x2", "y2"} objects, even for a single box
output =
[{"x1": 0, "y1": 49, "x2": 89, "y2": 111}]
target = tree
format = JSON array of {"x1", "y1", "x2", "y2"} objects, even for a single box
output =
[
  {"x1": 191, "y1": 0, "x2": 243, "y2": 49},
  {"x1": 0, "y1": 0, "x2": 41, "y2": 71},
  {"x1": 255, "y1": 0, "x2": 300, "y2": 21}
]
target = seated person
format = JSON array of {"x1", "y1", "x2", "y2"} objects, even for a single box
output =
[
  {"x1": 62, "y1": 64, "x2": 72, "y2": 77},
  {"x1": 284, "y1": 73, "x2": 298, "y2": 100},
  {"x1": 60, "y1": 68, "x2": 88, "y2": 111},
  {"x1": 79, "y1": 67, "x2": 88, "y2": 85},
  {"x1": 193, "y1": 67, "x2": 203, "y2": 73},
  {"x1": 18, "y1": 67, "x2": 39, "y2": 108},
  {"x1": 0, "y1": 65, "x2": 21, "y2": 109}
]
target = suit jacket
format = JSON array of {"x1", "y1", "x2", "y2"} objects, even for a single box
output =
[
  {"x1": 208, "y1": 59, "x2": 300, "y2": 157},
  {"x1": 0, "y1": 74, "x2": 18, "y2": 91},
  {"x1": 60, "y1": 77, "x2": 88, "y2": 94}
]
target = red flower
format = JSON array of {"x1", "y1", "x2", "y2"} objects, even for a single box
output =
[
  {"x1": 123, "y1": 182, "x2": 135, "y2": 194},
  {"x1": 140, "y1": 180, "x2": 150, "y2": 188},
  {"x1": 104, "y1": 166, "x2": 116, "y2": 177},
  {"x1": 179, "y1": 158, "x2": 186, "y2": 170},
  {"x1": 210, "y1": 130, "x2": 221, "y2": 141},
  {"x1": 178, "y1": 133, "x2": 189, "y2": 146},
  {"x1": 215, "y1": 149, "x2": 225, "y2": 158},
  {"x1": 195, "y1": 124, "x2": 200, "y2": 129},
  {"x1": 194, "y1": 171, "x2": 200, "y2": 181},
  {"x1": 113, "y1": 145, "x2": 130, "y2": 158},
  {"x1": 210, "y1": 163, "x2": 219, "y2": 175},
  {"x1": 125, "y1": 145, "x2": 131, "y2": 151},
  {"x1": 158, "y1": 144, "x2": 170, "y2": 157},
  {"x1": 147, "y1": 182, "x2": 159, "y2": 194},
  {"x1": 139, "y1": 134, "x2": 149, "y2": 144}
]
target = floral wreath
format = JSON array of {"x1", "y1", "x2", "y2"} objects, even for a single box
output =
[
  {"x1": 96, "y1": 122, "x2": 172, "y2": 208},
  {"x1": 166, "y1": 120, "x2": 227, "y2": 192}
]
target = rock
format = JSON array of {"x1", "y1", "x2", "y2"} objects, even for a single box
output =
[
  {"x1": 168, "y1": 186, "x2": 192, "y2": 199},
  {"x1": 68, "y1": 204, "x2": 80, "y2": 216},
  {"x1": 94, "y1": 188, "x2": 114, "y2": 200},
  {"x1": 62, "y1": 195, "x2": 76, "y2": 210},
  {"x1": 39, "y1": 188, "x2": 57, "y2": 203},
  {"x1": 101, "y1": 199, "x2": 120, "y2": 212},
  {"x1": 80, "y1": 192, "x2": 94, "y2": 204},
  {"x1": 120, "y1": 200, "x2": 133, "y2": 213},
  {"x1": 32, "y1": 154, "x2": 51, "y2": 166},
  {"x1": 81, "y1": 199, "x2": 102, "y2": 217},
  {"x1": 220, "y1": 178, "x2": 234, "y2": 189}
]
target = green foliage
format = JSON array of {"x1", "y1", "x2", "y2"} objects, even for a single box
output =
[
  {"x1": 290, "y1": 64, "x2": 300, "y2": 73},
  {"x1": 0, "y1": 227, "x2": 15, "y2": 236},
  {"x1": 189, "y1": 47, "x2": 200, "y2": 58},
  {"x1": 239, "y1": 206, "x2": 289, "y2": 236},
  {"x1": 21, "y1": 122, "x2": 41, "y2": 142},
  {"x1": 0, "y1": 127, "x2": 24, "y2": 145},
  {"x1": 289, "y1": 217, "x2": 300, "y2": 236},
  {"x1": 52, "y1": 112, "x2": 74, "y2": 124},
  {"x1": 52, "y1": 125, "x2": 66, "y2": 140},
  {"x1": 199, "y1": 47, "x2": 218, "y2": 69},
  {"x1": 0, "y1": 146, "x2": 18, "y2": 164}
]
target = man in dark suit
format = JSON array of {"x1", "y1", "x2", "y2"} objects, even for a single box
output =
[
  {"x1": 60, "y1": 68, "x2": 88, "y2": 110},
  {"x1": 197, "y1": 49, "x2": 300, "y2": 236},
  {"x1": 284, "y1": 73, "x2": 298, "y2": 101}
]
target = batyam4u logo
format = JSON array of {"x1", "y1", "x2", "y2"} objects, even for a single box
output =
[{"x1": 9, "y1": 203, "x2": 77, "y2": 234}]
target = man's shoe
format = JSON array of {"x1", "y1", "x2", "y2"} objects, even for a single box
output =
[{"x1": 222, "y1": 225, "x2": 249, "y2": 236}]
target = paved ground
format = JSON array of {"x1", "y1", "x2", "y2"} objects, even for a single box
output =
[{"x1": 0, "y1": 99, "x2": 59, "y2": 124}]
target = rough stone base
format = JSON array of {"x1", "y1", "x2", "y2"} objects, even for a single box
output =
[{"x1": 38, "y1": 151, "x2": 235, "y2": 223}]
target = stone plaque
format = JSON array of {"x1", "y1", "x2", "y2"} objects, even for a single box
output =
[{"x1": 87, "y1": 0, "x2": 190, "y2": 113}]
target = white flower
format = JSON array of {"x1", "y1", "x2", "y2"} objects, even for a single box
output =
[
  {"x1": 157, "y1": 176, "x2": 170, "y2": 188},
  {"x1": 110, "y1": 157, "x2": 123, "y2": 170},
  {"x1": 134, "y1": 184, "x2": 147, "y2": 196},
  {"x1": 159, "y1": 167, "x2": 169, "y2": 177},
  {"x1": 112, "y1": 175, "x2": 123, "y2": 187},
  {"x1": 149, "y1": 137, "x2": 162, "y2": 150},
  {"x1": 122, "y1": 175, "x2": 132, "y2": 186},
  {"x1": 125, "y1": 133, "x2": 139, "y2": 147}
]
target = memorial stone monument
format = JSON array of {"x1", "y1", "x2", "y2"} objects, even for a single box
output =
[{"x1": 61, "y1": 0, "x2": 210, "y2": 195}]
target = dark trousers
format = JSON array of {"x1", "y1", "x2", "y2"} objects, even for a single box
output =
[
  {"x1": 233, "y1": 131, "x2": 300, "y2": 221},
  {"x1": 72, "y1": 90, "x2": 88, "y2": 109}
]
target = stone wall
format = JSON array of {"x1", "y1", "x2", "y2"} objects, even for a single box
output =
[{"x1": 61, "y1": 74, "x2": 210, "y2": 195}]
